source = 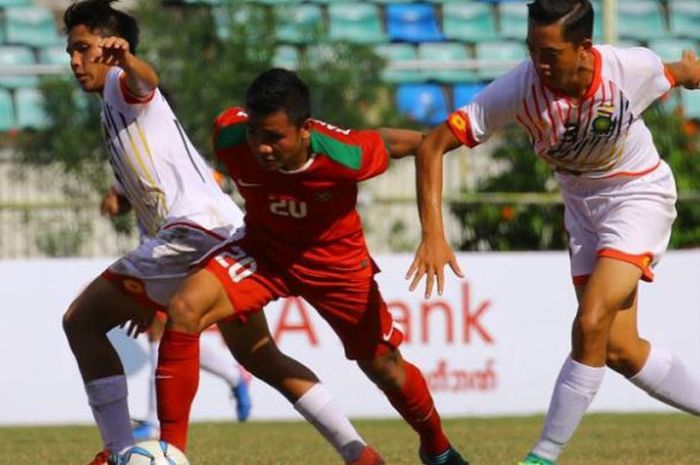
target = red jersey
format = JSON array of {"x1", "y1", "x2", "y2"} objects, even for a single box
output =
[{"x1": 213, "y1": 107, "x2": 390, "y2": 276}]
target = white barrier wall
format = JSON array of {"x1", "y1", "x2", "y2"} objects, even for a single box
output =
[{"x1": 1, "y1": 251, "x2": 699, "y2": 425}]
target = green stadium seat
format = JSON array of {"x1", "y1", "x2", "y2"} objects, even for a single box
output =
[
  {"x1": 328, "y1": 3, "x2": 386, "y2": 44},
  {"x1": 0, "y1": 45, "x2": 39, "y2": 89},
  {"x1": 275, "y1": 4, "x2": 324, "y2": 44},
  {"x1": 498, "y1": 1, "x2": 528, "y2": 40},
  {"x1": 474, "y1": 40, "x2": 526, "y2": 81},
  {"x1": 5, "y1": 6, "x2": 62, "y2": 47},
  {"x1": 374, "y1": 43, "x2": 422, "y2": 84},
  {"x1": 418, "y1": 42, "x2": 478, "y2": 83},
  {"x1": 443, "y1": 3, "x2": 498, "y2": 43},
  {"x1": 669, "y1": 0, "x2": 700, "y2": 40},
  {"x1": 650, "y1": 38, "x2": 698, "y2": 62},
  {"x1": 38, "y1": 45, "x2": 69, "y2": 67},
  {"x1": 373, "y1": 0, "x2": 413, "y2": 4},
  {"x1": 272, "y1": 45, "x2": 300, "y2": 70},
  {"x1": 15, "y1": 88, "x2": 48, "y2": 129},
  {"x1": 0, "y1": 0, "x2": 31, "y2": 7},
  {"x1": 616, "y1": 1, "x2": 666, "y2": 42},
  {"x1": 0, "y1": 89, "x2": 14, "y2": 132},
  {"x1": 682, "y1": 88, "x2": 700, "y2": 120}
]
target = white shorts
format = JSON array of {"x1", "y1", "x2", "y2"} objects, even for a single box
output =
[
  {"x1": 104, "y1": 222, "x2": 236, "y2": 308},
  {"x1": 559, "y1": 160, "x2": 677, "y2": 283}
]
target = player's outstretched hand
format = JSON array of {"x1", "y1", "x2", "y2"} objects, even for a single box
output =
[
  {"x1": 93, "y1": 37, "x2": 132, "y2": 67},
  {"x1": 406, "y1": 235, "x2": 463, "y2": 299},
  {"x1": 679, "y1": 49, "x2": 700, "y2": 89},
  {"x1": 119, "y1": 313, "x2": 154, "y2": 338}
]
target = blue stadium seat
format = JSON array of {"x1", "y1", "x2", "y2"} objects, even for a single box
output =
[
  {"x1": 0, "y1": 45, "x2": 39, "y2": 89},
  {"x1": 15, "y1": 88, "x2": 48, "y2": 129},
  {"x1": 386, "y1": 4, "x2": 443, "y2": 43},
  {"x1": 682, "y1": 88, "x2": 700, "y2": 120},
  {"x1": 669, "y1": 0, "x2": 700, "y2": 39},
  {"x1": 374, "y1": 43, "x2": 422, "y2": 84},
  {"x1": 0, "y1": 0, "x2": 31, "y2": 6},
  {"x1": 328, "y1": 3, "x2": 387, "y2": 44},
  {"x1": 0, "y1": 88, "x2": 14, "y2": 132},
  {"x1": 38, "y1": 45, "x2": 70, "y2": 67},
  {"x1": 272, "y1": 45, "x2": 300, "y2": 70},
  {"x1": 443, "y1": 3, "x2": 498, "y2": 43},
  {"x1": 4, "y1": 6, "x2": 61, "y2": 47},
  {"x1": 474, "y1": 40, "x2": 526, "y2": 81},
  {"x1": 275, "y1": 4, "x2": 324, "y2": 44},
  {"x1": 396, "y1": 84, "x2": 448, "y2": 125},
  {"x1": 498, "y1": 1, "x2": 528, "y2": 40},
  {"x1": 616, "y1": 1, "x2": 667, "y2": 42},
  {"x1": 418, "y1": 42, "x2": 478, "y2": 83},
  {"x1": 453, "y1": 83, "x2": 486, "y2": 110},
  {"x1": 649, "y1": 38, "x2": 697, "y2": 62}
]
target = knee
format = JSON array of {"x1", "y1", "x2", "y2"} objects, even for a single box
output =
[
  {"x1": 360, "y1": 355, "x2": 405, "y2": 391},
  {"x1": 575, "y1": 303, "x2": 611, "y2": 342},
  {"x1": 62, "y1": 300, "x2": 87, "y2": 341},
  {"x1": 167, "y1": 294, "x2": 205, "y2": 334}
]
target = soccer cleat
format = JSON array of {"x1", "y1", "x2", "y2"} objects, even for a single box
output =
[
  {"x1": 518, "y1": 453, "x2": 555, "y2": 465},
  {"x1": 419, "y1": 446, "x2": 470, "y2": 465},
  {"x1": 132, "y1": 419, "x2": 160, "y2": 441},
  {"x1": 345, "y1": 446, "x2": 385, "y2": 465},
  {"x1": 85, "y1": 449, "x2": 121, "y2": 465},
  {"x1": 231, "y1": 375, "x2": 252, "y2": 422}
]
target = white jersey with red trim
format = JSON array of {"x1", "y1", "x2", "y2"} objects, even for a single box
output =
[
  {"x1": 447, "y1": 45, "x2": 674, "y2": 179},
  {"x1": 101, "y1": 67, "x2": 243, "y2": 236}
]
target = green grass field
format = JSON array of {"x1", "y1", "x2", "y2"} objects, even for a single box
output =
[{"x1": 1, "y1": 414, "x2": 698, "y2": 464}]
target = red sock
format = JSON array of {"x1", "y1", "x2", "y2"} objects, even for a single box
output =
[
  {"x1": 383, "y1": 362, "x2": 450, "y2": 455},
  {"x1": 156, "y1": 329, "x2": 200, "y2": 452}
]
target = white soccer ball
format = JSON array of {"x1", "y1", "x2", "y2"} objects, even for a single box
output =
[{"x1": 122, "y1": 440, "x2": 190, "y2": 465}]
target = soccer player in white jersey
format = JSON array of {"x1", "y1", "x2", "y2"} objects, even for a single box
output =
[
  {"x1": 406, "y1": 0, "x2": 700, "y2": 464},
  {"x1": 64, "y1": 2, "x2": 384, "y2": 465}
]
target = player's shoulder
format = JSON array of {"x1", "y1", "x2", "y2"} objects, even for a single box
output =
[
  {"x1": 214, "y1": 106, "x2": 248, "y2": 150},
  {"x1": 598, "y1": 44, "x2": 660, "y2": 68},
  {"x1": 308, "y1": 119, "x2": 378, "y2": 171}
]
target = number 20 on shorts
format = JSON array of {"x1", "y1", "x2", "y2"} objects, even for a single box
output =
[{"x1": 214, "y1": 246, "x2": 258, "y2": 283}]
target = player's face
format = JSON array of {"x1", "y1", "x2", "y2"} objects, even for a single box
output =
[
  {"x1": 246, "y1": 110, "x2": 310, "y2": 171},
  {"x1": 527, "y1": 20, "x2": 591, "y2": 93},
  {"x1": 66, "y1": 25, "x2": 110, "y2": 93}
]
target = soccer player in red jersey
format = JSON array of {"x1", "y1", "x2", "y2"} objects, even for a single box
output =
[{"x1": 156, "y1": 68, "x2": 468, "y2": 465}]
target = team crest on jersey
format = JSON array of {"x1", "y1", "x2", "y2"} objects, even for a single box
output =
[
  {"x1": 591, "y1": 102, "x2": 615, "y2": 136},
  {"x1": 315, "y1": 191, "x2": 332, "y2": 202}
]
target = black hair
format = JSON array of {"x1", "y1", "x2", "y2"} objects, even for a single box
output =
[
  {"x1": 527, "y1": 0, "x2": 594, "y2": 44},
  {"x1": 63, "y1": 0, "x2": 139, "y2": 53},
  {"x1": 245, "y1": 68, "x2": 311, "y2": 127}
]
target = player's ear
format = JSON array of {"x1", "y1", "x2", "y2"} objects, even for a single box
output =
[
  {"x1": 581, "y1": 38, "x2": 593, "y2": 52},
  {"x1": 300, "y1": 119, "x2": 312, "y2": 140}
]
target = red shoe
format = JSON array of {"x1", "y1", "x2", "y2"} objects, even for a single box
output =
[
  {"x1": 346, "y1": 446, "x2": 385, "y2": 465},
  {"x1": 86, "y1": 449, "x2": 120, "y2": 465}
]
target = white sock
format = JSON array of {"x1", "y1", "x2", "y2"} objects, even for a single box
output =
[
  {"x1": 293, "y1": 383, "x2": 366, "y2": 461},
  {"x1": 199, "y1": 331, "x2": 241, "y2": 387},
  {"x1": 145, "y1": 341, "x2": 159, "y2": 426},
  {"x1": 85, "y1": 375, "x2": 134, "y2": 453},
  {"x1": 531, "y1": 356, "x2": 606, "y2": 462},
  {"x1": 630, "y1": 345, "x2": 700, "y2": 415}
]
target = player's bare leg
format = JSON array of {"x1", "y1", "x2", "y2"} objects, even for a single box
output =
[
  {"x1": 358, "y1": 349, "x2": 468, "y2": 465},
  {"x1": 63, "y1": 276, "x2": 153, "y2": 461}
]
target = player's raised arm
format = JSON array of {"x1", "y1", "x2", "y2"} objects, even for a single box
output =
[
  {"x1": 96, "y1": 36, "x2": 159, "y2": 98},
  {"x1": 406, "y1": 123, "x2": 464, "y2": 298},
  {"x1": 666, "y1": 49, "x2": 700, "y2": 90},
  {"x1": 377, "y1": 128, "x2": 425, "y2": 159}
]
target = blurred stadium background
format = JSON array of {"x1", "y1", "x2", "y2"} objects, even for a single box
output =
[{"x1": 1, "y1": 1, "x2": 700, "y2": 463}]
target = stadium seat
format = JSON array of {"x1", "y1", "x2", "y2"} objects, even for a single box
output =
[
  {"x1": 272, "y1": 45, "x2": 300, "y2": 70},
  {"x1": 649, "y1": 38, "x2": 697, "y2": 62},
  {"x1": 328, "y1": 3, "x2": 386, "y2": 44},
  {"x1": 498, "y1": 1, "x2": 528, "y2": 40},
  {"x1": 0, "y1": 0, "x2": 31, "y2": 7},
  {"x1": 396, "y1": 83, "x2": 449, "y2": 125},
  {"x1": 275, "y1": 4, "x2": 324, "y2": 44},
  {"x1": 0, "y1": 45, "x2": 39, "y2": 89},
  {"x1": 374, "y1": 43, "x2": 422, "y2": 84},
  {"x1": 682, "y1": 88, "x2": 700, "y2": 120},
  {"x1": 442, "y1": 3, "x2": 498, "y2": 43},
  {"x1": 0, "y1": 89, "x2": 14, "y2": 132},
  {"x1": 418, "y1": 42, "x2": 478, "y2": 83},
  {"x1": 15, "y1": 87, "x2": 48, "y2": 129},
  {"x1": 453, "y1": 82, "x2": 486, "y2": 110},
  {"x1": 616, "y1": 1, "x2": 667, "y2": 42},
  {"x1": 386, "y1": 4, "x2": 443, "y2": 43},
  {"x1": 4, "y1": 6, "x2": 62, "y2": 47},
  {"x1": 38, "y1": 45, "x2": 69, "y2": 67},
  {"x1": 474, "y1": 40, "x2": 526, "y2": 81},
  {"x1": 669, "y1": 0, "x2": 700, "y2": 39}
]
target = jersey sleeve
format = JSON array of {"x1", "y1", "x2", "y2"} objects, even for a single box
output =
[
  {"x1": 446, "y1": 62, "x2": 527, "y2": 148},
  {"x1": 610, "y1": 46, "x2": 674, "y2": 116},
  {"x1": 212, "y1": 107, "x2": 248, "y2": 164},
  {"x1": 104, "y1": 67, "x2": 158, "y2": 114},
  {"x1": 309, "y1": 123, "x2": 390, "y2": 181}
]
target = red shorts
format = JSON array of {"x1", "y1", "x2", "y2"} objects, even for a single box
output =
[{"x1": 197, "y1": 235, "x2": 404, "y2": 360}]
